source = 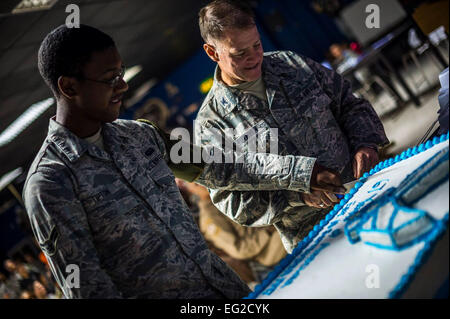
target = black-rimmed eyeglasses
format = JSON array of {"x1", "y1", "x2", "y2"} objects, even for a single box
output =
[{"x1": 80, "y1": 66, "x2": 126, "y2": 88}]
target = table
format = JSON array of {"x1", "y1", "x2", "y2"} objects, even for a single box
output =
[{"x1": 341, "y1": 20, "x2": 448, "y2": 107}]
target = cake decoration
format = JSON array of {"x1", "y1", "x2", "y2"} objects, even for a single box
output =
[{"x1": 246, "y1": 132, "x2": 449, "y2": 299}]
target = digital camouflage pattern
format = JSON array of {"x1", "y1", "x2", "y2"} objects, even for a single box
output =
[
  {"x1": 23, "y1": 118, "x2": 253, "y2": 299},
  {"x1": 195, "y1": 50, "x2": 389, "y2": 253},
  {"x1": 23, "y1": 116, "x2": 321, "y2": 298}
]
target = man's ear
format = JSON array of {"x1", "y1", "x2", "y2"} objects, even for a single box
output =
[
  {"x1": 203, "y1": 43, "x2": 220, "y2": 63},
  {"x1": 57, "y1": 76, "x2": 78, "y2": 99}
]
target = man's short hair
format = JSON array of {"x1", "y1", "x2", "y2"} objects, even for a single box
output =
[
  {"x1": 38, "y1": 24, "x2": 115, "y2": 97},
  {"x1": 198, "y1": 0, "x2": 255, "y2": 44}
]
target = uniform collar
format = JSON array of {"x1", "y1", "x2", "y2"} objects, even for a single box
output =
[
  {"x1": 261, "y1": 57, "x2": 279, "y2": 107},
  {"x1": 211, "y1": 55, "x2": 280, "y2": 112},
  {"x1": 211, "y1": 66, "x2": 240, "y2": 113},
  {"x1": 47, "y1": 117, "x2": 111, "y2": 163}
]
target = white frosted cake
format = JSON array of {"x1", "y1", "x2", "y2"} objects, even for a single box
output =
[{"x1": 247, "y1": 132, "x2": 449, "y2": 299}]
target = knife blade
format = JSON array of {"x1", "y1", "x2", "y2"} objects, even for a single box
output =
[{"x1": 335, "y1": 179, "x2": 360, "y2": 199}]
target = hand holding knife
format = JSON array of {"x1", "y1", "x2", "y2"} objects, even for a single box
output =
[
  {"x1": 303, "y1": 163, "x2": 346, "y2": 208},
  {"x1": 335, "y1": 179, "x2": 360, "y2": 199}
]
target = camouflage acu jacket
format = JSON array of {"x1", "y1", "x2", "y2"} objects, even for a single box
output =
[
  {"x1": 23, "y1": 118, "x2": 252, "y2": 299},
  {"x1": 23, "y1": 117, "x2": 320, "y2": 298},
  {"x1": 194, "y1": 50, "x2": 389, "y2": 253}
]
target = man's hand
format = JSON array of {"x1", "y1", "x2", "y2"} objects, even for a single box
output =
[
  {"x1": 352, "y1": 147, "x2": 379, "y2": 179},
  {"x1": 310, "y1": 162, "x2": 346, "y2": 194},
  {"x1": 301, "y1": 190, "x2": 340, "y2": 209}
]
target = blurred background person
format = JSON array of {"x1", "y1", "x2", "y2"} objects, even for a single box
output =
[
  {"x1": 32, "y1": 279, "x2": 59, "y2": 299},
  {"x1": 20, "y1": 291, "x2": 33, "y2": 299},
  {"x1": 328, "y1": 42, "x2": 360, "y2": 73},
  {"x1": 15, "y1": 261, "x2": 39, "y2": 292},
  {"x1": 327, "y1": 42, "x2": 405, "y2": 106},
  {"x1": 178, "y1": 179, "x2": 287, "y2": 286},
  {"x1": 0, "y1": 272, "x2": 14, "y2": 299},
  {"x1": 2, "y1": 259, "x2": 21, "y2": 298}
]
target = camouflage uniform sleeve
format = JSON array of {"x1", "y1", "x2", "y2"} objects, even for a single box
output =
[
  {"x1": 192, "y1": 119, "x2": 310, "y2": 227},
  {"x1": 136, "y1": 119, "x2": 205, "y2": 182},
  {"x1": 23, "y1": 170, "x2": 123, "y2": 299},
  {"x1": 137, "y1": 118, "x2": 316, "y2": 191},
  {"x1": 195, "y1": 147, "x2": 316, "y2": 192},
  {"x1": 294, "y1": 52, "x2": 389, "y2": 154}
]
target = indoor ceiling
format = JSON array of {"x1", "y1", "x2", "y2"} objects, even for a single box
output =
[{"x1": 0, "y1": 0, "x2": 209, "y2": 179}]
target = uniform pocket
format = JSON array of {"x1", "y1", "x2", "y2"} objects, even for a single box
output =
[
  {"x1": 148, "y1": 157, "x2": 178, "y2": 192},
  {"x1": 233, "y1": 120, "x2": 275, "y2": 154}
]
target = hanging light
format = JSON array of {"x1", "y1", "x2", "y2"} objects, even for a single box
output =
[
  {"x1": 12, "y1": 0, "x2": 59, "y2": 14},
  {"x1": 0, "y1": 97, "x2": 54, "y2": 147}
]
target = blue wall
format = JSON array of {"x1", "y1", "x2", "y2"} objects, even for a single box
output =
[{"x1": 254, "y1": 0, "x2": 349, "y2": 61}]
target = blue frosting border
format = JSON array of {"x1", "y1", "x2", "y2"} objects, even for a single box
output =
[
  {"x1": 245, "y1": 131, "x2": 450, "y2": 299},
  {"x1": 344, "y1": 149, "x2": 449, "y2": 249},
  {"x1": 389, "y1": 213, "x2": 449, "y2": 298}
]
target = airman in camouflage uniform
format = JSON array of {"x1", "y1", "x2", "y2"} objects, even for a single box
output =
[
  {"x1": 23, "y1": 24, "x2": 342, "y2": 298},
  {"x1": 195, "y1": 1, "x2": 389, "y2": 253},
  {"x1": 24, "y1": 115, "x2": 334, "y2": 298}
]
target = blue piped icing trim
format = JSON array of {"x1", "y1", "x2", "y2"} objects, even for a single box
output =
[
  {"x1": 389, "y1": 213, "x2": 449, "y2": 298},
  {"x1": 245, "y1": 131, "x2": 449, "y2": 299},
  {"x1": 353, "y1": 196, "x2": 435, "y2": 250},
  {"x1": 343, "y1": 147, "x2": 449, "y2": 246},
  {"x1": 259, "y1": 219, "x2": 339, "y2": 295}
]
